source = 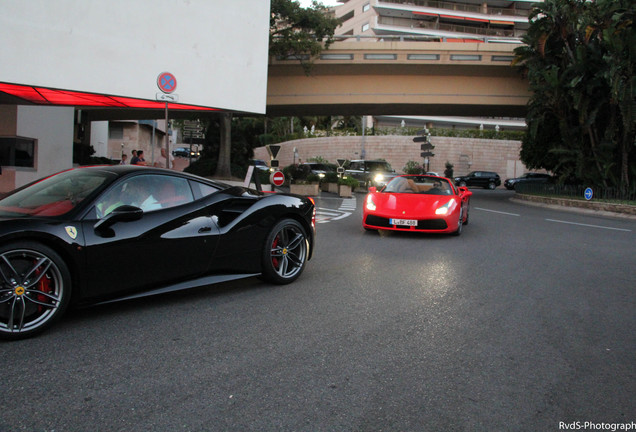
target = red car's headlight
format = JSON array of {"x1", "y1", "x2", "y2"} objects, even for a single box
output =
[
  {"x1": 365, "y1": 194, "x2": 376, "y2": 211},
  {"x1": 435, "y1": 199, "x2": 456, "y2": 215}
]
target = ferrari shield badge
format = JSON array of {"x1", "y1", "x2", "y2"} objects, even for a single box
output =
[{"x1": 65, "y1": 226, "x2": 78, "y2": 240}]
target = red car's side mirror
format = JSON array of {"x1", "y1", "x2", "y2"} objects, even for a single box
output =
[{"x1": 368, "y1": 186, "x2": 377, "y2": 193}]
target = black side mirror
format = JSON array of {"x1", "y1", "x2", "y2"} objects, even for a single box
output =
[{"x1": 94, "y1": 205, "x2": 143, "y2": 232}]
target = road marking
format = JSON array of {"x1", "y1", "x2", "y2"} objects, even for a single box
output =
[
  {"x1": 316, "y1": 197, "x2": 357, "y2": 224},
  {"x1": 475, "y1": 207, "x2": 520, "y2": 217},
  {"x1": 545, "y1": 219, "x2": 632, "y2": 232}
]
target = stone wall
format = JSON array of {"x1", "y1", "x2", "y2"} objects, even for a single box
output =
[{"x1": 253, "y1": 135, "x2": 529, "y2": 179}]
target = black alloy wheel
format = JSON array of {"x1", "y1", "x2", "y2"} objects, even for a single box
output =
[
  {"x1": 261, "y1": 219, "x2": 308, "y2": 284},
  {"x1": 0, "y1": 242, "x2": 71, "y2": 340}
]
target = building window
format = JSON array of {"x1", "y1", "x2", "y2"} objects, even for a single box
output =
[
  {"x1": 320, "y1": 53, "x2": 354, "y2": 60},
  {"x1": 450, "y1": 54, "x2": 482, "y2": 61},
  {"x1": 362, "y1": 3, "x2": 370, "y2": 12},
  {"x1": 407, "y1": 54, "x2": 441, "y2": 60},
  {"x1": 109, "y1": 124, "x2": 124, "y2": 140},
  {"x1": 0, "y1": 137, "x2": 36, "y2": 167},
  {"x1": 362, "y1": 23, "x2": 370, "y2": 32},
  {"x1": 364, "y1": 53, "x2": 397, "y2": 60}
]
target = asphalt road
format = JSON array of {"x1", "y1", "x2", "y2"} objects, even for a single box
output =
[{"x1": 2, "y1": 189, "x2": 635, "y2": 432}]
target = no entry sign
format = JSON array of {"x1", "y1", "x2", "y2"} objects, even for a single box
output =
[{"x1": 270, "y1": 170, "x2": 285, "y2": 187}]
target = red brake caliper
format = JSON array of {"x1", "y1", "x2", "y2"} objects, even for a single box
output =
[
  {"x1": 272, "y1": 235, "x2": 280, "y2": 268},
  {"x1": 35, "y1": 267, "x2": 52, "y2": 313}
]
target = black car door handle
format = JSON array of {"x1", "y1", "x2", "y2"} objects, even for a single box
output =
[{"x1": 198, "y1": 227, "x2": 212, "y2": 233}]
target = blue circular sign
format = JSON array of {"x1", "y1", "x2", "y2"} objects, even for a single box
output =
[
  {"x1": 584, "y1": 187, "x2": 593, "y2": 201},
  {"x1": 157, "y1": 72, "x2": 177, "y2": 94}
]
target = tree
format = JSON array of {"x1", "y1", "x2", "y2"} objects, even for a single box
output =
[
  {"x1": 270, "y1": 0, "x2": 341, "y2": 74},
  {"x1": 514, "y1": 0, "x2": 635, "y2": 192}
]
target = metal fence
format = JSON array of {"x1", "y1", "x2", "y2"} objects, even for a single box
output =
[{"x1": 516, "y1": 183, "x2": 636, "y2": 204}]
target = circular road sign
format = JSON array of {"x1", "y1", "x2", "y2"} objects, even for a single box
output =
[
  {"x1": 157, "y1": 72, "x2": 177, "y2": 94},
  {"x1": 270, "y1": 170, "x2": 285, "y2": 187},
  {"x1": 584, "y1": 187, "x2": 593, "y2": 200}
]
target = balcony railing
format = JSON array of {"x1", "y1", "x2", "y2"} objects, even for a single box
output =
[
  {"x1": 377, "y1": 16, "x2": 517, "y2": 38},
  {"x1": 378, "y1": 0, "x2": 531, "y2": 18}
]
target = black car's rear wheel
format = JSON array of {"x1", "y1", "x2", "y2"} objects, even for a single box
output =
[
  {"x1": 261, "y1": 219, "x2": 308, "y2": 284},
  {"x1": 0, "y1": 242, "x2": 71, "y2": 340}
]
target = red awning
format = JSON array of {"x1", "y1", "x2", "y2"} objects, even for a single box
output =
[{"x1": 0, "y1": 82, "x2": 217, "y2": 111}]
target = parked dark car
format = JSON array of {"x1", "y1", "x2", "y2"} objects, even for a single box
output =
[
  {"x1": 504, "y1": 173, "x2": 551, "y2": 190},
  {"x1": 250, "y1": 159, "x2": 270, "y2": 172},
  {"x1": 0, "y1": 165, "x2": 315, "y2": 340},
  {"x1": 172, "y1": 147, "x2": 200, "y2": 158},
  {"x1": 345, "y1": 160, "x2": 398, "y2": 188},
  {"x1": 454, "y1": 171, "x2": 501, "y2": 189},
  {"x1": 298, "y1": 163, "x2": 336, "y2": 179}
]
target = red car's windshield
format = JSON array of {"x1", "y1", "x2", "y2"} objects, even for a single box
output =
[
  {"x1": 383, "y1": 176, "x2": 454, "y2": 195},
  {"x1": 0, "y1": 169, "x2": 112, "y2": 217}
]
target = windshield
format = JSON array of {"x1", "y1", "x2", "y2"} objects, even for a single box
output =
[
  {"x1": 384, "y1": 176, "x2": 453, "y2": 195},
  {"x1": 0, "y1": 169, "x2": 113, "y2": 217},
  {"x1": 366, "y1": 161, "x2": 393, "y2": 172}
]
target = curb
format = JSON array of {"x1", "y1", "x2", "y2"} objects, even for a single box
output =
[{"x1": 511, "y1": 194, "x2": 636, "y2": 220}]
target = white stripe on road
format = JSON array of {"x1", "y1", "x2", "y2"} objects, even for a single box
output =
[
  {"x1": 475, "y1": 207, "x2": 520, "y2": 217},
  {"x1": 332, "y1": 212, "x2": 352, "y2": 221},
  {"x1": 545, "y1": 219, "x2": 632, "y2": 232},
  {"x1": 317, "y1": 209, "x2": 343, "y2": 217}
]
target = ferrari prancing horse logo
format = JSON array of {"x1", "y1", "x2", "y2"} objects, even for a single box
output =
[{"x1": 65, "y1": 226, "x2": 78, "y2": 240}]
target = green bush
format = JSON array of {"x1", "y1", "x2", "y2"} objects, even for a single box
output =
[
  {"x1": 282, "y1": 164, "x2": 306, "y2": 183},
  {"x1": 184, "y1": 158, "x2": 217, "y2": 177},
  {"x1": 306, "y1": 173, "x2": 321, "y2": 183},
  {"x1": 323, "y1": 171, "x2": 339, "y2": 183},
  {"x1": 338, "y1": 175, "x2": 358, "y2": 191},
  {"x1": 403, "y1": 160, "x2": 424, "y2": 174}
]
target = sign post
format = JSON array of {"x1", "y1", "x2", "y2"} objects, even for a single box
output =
[
  {"x1": 157, "y1": 72, "x2": 177, "y2": 169},
  {"x1": 414, "y1": 128, "x2": 434, "y2": 172}
]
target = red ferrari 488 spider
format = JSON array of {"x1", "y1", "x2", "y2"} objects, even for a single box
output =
[{"x1": 363, "y1": 175, "x2": 472, "y2": 235}]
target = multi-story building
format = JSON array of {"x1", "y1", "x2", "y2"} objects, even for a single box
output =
[{"x1": 334, "y1": 0, "x2": 537, "y2": 44}]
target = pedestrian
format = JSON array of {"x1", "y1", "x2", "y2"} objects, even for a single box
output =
[
  {"x1": 120, "y1": 154, "x2": 128, "y2": 165},
  {"x1": 154, "y1": 147, "x2": 174, "y2": 169},
  {"x1": 137, "y1": 150, "x2": 146, "y2": 166},
  {"x1": 130, "y1": 150, "x2": 140, "y2": 165}
]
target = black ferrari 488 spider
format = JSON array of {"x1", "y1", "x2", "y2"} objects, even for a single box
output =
[{"x1": 0, "y1": 165, "x2": 315, "y2": 340}]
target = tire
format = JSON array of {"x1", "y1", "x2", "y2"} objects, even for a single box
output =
[
  {"x1": 487, "y1": 182, "x2": 496, "y2": 190},
  {"x1": 452, "y1": 210, "x2": 463, "y2": 236},
  {"x1": 463, "y1": 204, "x2": 470, "y2": 225},
  {"x1": 261, "y1": 218, "x2": 308, "y2": 285},
  {"x1": 459, "y1": 181, "x2": 467, "y2": 187},
  {"x1": 0, "y1": 242, "x2": 71, "y2": 340}
]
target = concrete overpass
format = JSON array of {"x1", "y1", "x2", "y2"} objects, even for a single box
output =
[
  {"x1": 0, "y1": 41, "x2": 529, "y2": 121},
  {"x1": 266, "y1": 41, "x2": 529, "y2": 118}
]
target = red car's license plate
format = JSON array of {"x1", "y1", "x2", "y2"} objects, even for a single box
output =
[{"x1": 390, "y1": 218, "x2": 417, "y2": 226}]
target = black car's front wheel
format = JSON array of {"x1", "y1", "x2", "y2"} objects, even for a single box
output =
[
  {"x1": 0, "y1": 242, "x2": 71, "y2": 340},
  {"x1": 261, "y1": 219, "x2": 308, "y2": 285}
]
